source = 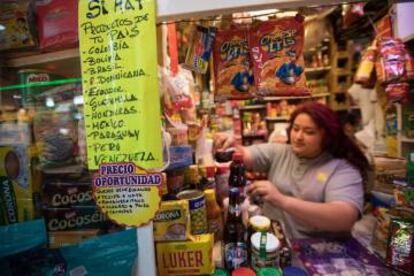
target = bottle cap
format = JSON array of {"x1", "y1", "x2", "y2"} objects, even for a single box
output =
[
  {"x1": 206, "y1": 166, "x2": 216, "y2": 177},
  {"x1": 231, "y1": 267, "x2": 255, "y2": 276},
  {"x1": 251, "y1": 232, "x2": 279, "y2": 252},
  {"x1": 257, "y1": 267, "x2": 283, "y2": 276},
  {"x1": 283, "y1": 266, "x2": 307, "y2": 276},
  {"x1": 229, "y1": 187, "x2": 240, "y2": 197},
  {"x1": 232, "y1": 152, "x2": 243, "y2": 161},
  {"x1": 204, "y1": 189, "x2": 216, "y2": 200},
  {"x1": 249, "y1": 215, "x2": 271, "y2": 231}
]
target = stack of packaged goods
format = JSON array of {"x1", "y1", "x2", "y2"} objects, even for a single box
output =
[{"x1": 41, "y1": 174, "x2": 115, "y2": 248}]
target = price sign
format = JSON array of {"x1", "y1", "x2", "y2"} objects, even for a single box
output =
[
  {"x1": 78, "y1": 0, "x2": 163, "y2": 170},
  {"x1": 93, "y1": 163, "x2": 161, "y2": 226}
]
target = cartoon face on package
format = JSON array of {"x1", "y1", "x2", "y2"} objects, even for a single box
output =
[
  {"x1": 213, "y1": 28, "x2": 255, "y2": 101},
  {"x1": 249, "y1": 16, "x2": 309, "y2": 96}
]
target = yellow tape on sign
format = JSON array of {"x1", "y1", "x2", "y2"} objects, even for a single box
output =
[{"x1": 78, "y1": 0, "x2": 163, "y2": 170}]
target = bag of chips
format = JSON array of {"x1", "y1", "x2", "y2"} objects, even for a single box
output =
[
  {"x1": 183, "y1": 25, "x2": 217, "y2": 74},
  {"x1": 213, "y1": 27, "x2": 255, "y2": 101},
  {"x1": 249, "y1": 16, "x2": 309, "y2": 96}
]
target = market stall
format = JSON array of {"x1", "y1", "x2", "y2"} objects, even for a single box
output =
[{"x1": 1, "y1": 0, "x2": 414, "y2": 275}]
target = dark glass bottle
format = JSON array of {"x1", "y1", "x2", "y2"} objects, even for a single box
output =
[
  {"x1": 223, "y1": 188, "x2": 248, "y2": 271},
  {"x1": 228, "y1": 152, "x2": 247, "y2": 200}
]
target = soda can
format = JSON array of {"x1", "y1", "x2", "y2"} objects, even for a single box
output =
[{"x1": 177, "y1": 189, "x2": 208, "y2": 235}]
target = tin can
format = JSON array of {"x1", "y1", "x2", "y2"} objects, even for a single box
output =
[{"x1": 177, "y1": 189, "x2": 208, "y2": 235}]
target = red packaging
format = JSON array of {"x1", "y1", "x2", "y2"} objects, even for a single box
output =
[
  {"x1": 213, "y1": 28, "x2": 255, "y2": 101},
  {"x1": 385, "y1": 82, "x2": 409, "y2": 103},
  {"x1": 249, "y1": 16, "x2": 309, "y2": 96},
  {"x1": 36, "y1": 0, "x2": 78, "y2": 50}
]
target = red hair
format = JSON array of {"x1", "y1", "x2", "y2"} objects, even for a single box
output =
[{"x1": 287, "y1": 102, "x2": 370, "y2": 181}]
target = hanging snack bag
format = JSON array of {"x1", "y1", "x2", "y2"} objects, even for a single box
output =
[
  {"x1": 376, "y1": 37, "x2": 407, "y2": 84},
  {"x1": 184, "y1": 25, "x2": 217, "y2": 74},
  {"x1": 213, "y1": 27, "x2": 255, "y2": 101},
  {"x1": 249, "y1": 16, "x2": 309, "y2": 96}
]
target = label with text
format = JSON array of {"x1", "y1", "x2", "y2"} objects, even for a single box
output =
[
  {"x1": 93, "y1": 162, "x2": 161, "y2": 226},
  {"x1": 78, "y1": 0, "x2": 163, "y2": 170}
]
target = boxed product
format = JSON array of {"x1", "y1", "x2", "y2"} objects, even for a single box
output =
[
  {"x1": 153, "y1": 200, "x2": 191, "y2": 241},
  {"x1": 0, "y1": 0, "x2": 36, "y2": 51},
  {"x1": 35, "y1": 0, "x2": 78, "y2": 50},
  {"x1": 43, "y1": 178, "x2": 94, "y2": 208},
  {"x1": 156, "y1": 234, "x2": 214, "y2": 275},
  {"x1": 43, "y1": 206, "x2": 107, "y2": 232},
  {"x1": 0, "y1": 145, "x2": 37, "y2": 225}
]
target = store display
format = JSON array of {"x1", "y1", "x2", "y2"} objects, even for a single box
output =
[{"x1": 1, "y1": 1, "x2": 413, "y2": 275}]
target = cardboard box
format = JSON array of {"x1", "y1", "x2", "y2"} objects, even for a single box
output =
[{"x1": 156, "y1": 234, "x2": 214, "y2": 275}]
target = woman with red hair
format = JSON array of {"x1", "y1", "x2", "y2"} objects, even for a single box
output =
[{"x1": 215, "y1": 102, "x2": 370, "y2": 239}]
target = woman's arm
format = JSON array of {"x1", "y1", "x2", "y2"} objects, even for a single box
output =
[{"x1": 247, "y1": 181, "x2": 359, "y2": 232}]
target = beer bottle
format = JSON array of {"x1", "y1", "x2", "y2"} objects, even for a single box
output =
[
  {"x1": 223, "y1": 187, "x2": 248, "y2": 271},
  {"x1": 228, "y1": 152, "x2": 247, "y2": 201}
]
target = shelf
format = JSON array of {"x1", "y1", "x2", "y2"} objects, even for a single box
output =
[
  {"x1": 263, "y1": 93, "x2": 330, "y2": 101},
  {"x1": 304, "y1": 66, "x2": 331, "y2": 73},
  {"x1": 265, "y1": 116, "x2": 289, "y2": 121},
  {"x1": 4, "y1": 48, "x2": 81, "y2": 78},
  {"x1": 239, "y1": 104, "x2": 266, "y2": 110},
  {"x1": 401, "y1": 136, "x2": 414, "y2": 143}
]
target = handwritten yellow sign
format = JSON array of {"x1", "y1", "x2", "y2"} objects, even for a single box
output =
[
  {"x1": 78, "y1": 0, "x2": 163, "y2": 170},
  {"x1": 93, "y1": 163, "x2": 161, "y2": 226}
]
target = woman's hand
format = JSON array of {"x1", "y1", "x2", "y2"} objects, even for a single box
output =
[
  {"x1": 247, "y1": 180, "x2": 287, "y2": 209},
  {"x1": 213, "y1": 132, "x2": 235, "y2": 151}
]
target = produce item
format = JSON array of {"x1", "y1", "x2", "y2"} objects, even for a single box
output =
[
  {"x1": 177, "y1": 189, "x2": 208, "y2": 235},
  {"x1": 249, "y1": 16, "x2": 309, "y2": 96}
]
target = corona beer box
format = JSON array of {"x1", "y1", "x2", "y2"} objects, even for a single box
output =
[
  {"x1": 0, "y1": 145, "x2": 37, "y2": 225},
  {"x1": 156, "y1": 234, "x2": 214, "y2": 275}
]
